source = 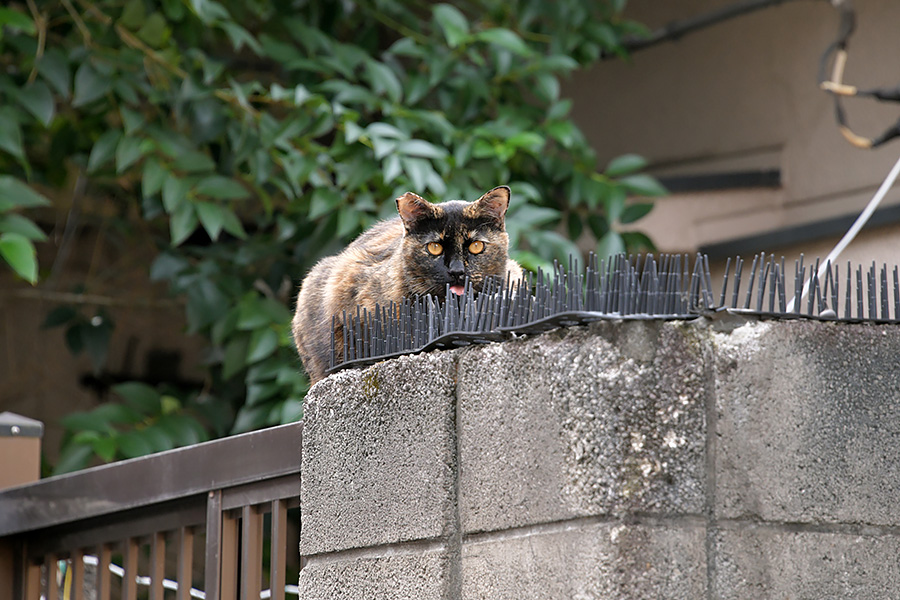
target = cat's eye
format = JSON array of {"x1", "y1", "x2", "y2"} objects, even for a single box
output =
[
  {"x1": 468, "y1": 240, "x2": 485, "y2": 255},
  {"x1": 426, "y1": 242, "x2": 443, "y2": 256}
]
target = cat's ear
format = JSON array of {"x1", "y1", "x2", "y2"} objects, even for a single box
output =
[
  {"x1": 396, "y1": 192, "x2": 435, "y2": 231},
  {"x1": 472, "y1": 186, "x2": 511, "y2": 227}
]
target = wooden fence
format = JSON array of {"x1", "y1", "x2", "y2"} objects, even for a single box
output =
[{"x1": 0, "y1": 422, "x2": 302, "y2": 600}]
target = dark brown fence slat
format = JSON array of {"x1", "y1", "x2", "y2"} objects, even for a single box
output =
[
  {"x1": 123, "y1": 539, "x2": 139, "y2": 600},
  {"x1": 96, "y1": 545, "x2": 111, "y2": 600},
  {"x1": 177, "y1": 527, "x2": 194, "y2": 600},
  {"x1": 150, "y1": 533, "x2": 165, "y2": 600},
  {"x1": 70, "y1": 549, "x2": 84, "y2": 600},
  {"x1": 23, "y1": 560, "x2": 41, "y2": 600},
  {"x1": 204, "y1": 491, "x2": 223, "y2": 600},
  {"x1": 269, "y1": 500, "x2": 288, "y2": 600},
  {"x1": 221, "y1": 513, "x2": 239, "y2": 600},
  {"x1": 45, "y1": 555, "x2": 58, "y2": 600},
  {"x1": 241, "y1": 506, "x2": 263, "y2": 600}
]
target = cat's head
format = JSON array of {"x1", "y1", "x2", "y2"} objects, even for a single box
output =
[{"x1": 395, "y1": 186, "x2": 513, "y2": 299}]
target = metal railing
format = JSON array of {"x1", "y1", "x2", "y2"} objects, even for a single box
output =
[{"x1": 0, "y1": 422, "x2": 302, "y2": 600}]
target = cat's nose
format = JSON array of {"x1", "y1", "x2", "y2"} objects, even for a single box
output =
[{"x1": 448, "y1": 258, "x2": 465, "y2": 279}]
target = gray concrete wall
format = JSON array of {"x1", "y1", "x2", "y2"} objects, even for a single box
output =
[{"x1": 299, "y1": 319, "x2": 900, "y2": 599}]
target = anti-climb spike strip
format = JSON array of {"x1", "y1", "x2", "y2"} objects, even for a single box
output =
[{"x1": 326, "y1": 252, "x2": 900, "y2": 374}]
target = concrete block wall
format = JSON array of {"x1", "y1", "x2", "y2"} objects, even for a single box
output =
[{"x1": 299, "y1": 319, "x2": 900, "y2": 599}]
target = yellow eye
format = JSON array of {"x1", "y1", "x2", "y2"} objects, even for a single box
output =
[
  {"x1": 427, "y1": 242, "x2": 443, "y2": 256},
  {"x1": 468, "y1": 240, "x2": 485, "y2": 254}
]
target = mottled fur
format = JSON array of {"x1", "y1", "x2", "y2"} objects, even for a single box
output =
[{"x1": 292, "y1": 186, "x2": 522, "y2": 383}]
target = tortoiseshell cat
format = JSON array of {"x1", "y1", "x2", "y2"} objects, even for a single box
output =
[{"x1": 292, "y1": 186, "x2": 522, "y2": 383}]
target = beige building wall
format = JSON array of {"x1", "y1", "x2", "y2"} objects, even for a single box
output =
[{"x1": 568, "y1": 0, "x2": 900, "y2": 263}]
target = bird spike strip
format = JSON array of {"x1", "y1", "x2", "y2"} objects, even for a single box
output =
[{"x1": 327, "y1": 252, "x2": 900, "y2": 374}]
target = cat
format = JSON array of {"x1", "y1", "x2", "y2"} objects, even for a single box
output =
[{"x1": 292, "y1": 185, "x2": 523, "y2": 383}]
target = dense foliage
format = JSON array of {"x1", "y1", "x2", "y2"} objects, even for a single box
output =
[{"x1": 0, "y1": 0, "x2": 663, "y2": 473}]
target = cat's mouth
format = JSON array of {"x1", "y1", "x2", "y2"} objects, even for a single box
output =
[{"x1": 449, "y1": 284, "x2": 465, "y2": 296}]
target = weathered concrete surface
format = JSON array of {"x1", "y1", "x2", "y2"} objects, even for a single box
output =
[
  {"x1": 457, "y1": 321, "x2": 709, "y2": 534},
  {"x1": 299, "y1": 318, "x2": 900, "y2": 598},
  {"x1": 715, "y1": 526, "x2": 900, "y2": 599},
  {"x1": 461, "y1": 520, "x2": 707, "y2": 600},
  {"x1": 714, "y1": 320, "x2": 900, "y2": 525},
  {"x1": 299, "y1": 548, "x2": 451, "y2": 600},
  {"x1": 300, "y1": 352, "x2": 458, "y2": 555}
]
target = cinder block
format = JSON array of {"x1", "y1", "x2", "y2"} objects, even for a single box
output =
[
  {"x1": 299, "y1": 547, "x2": 451, "y2": 600},
  {"x1": 457, "y1": 321, "x2": 709, "y2": 534},
  {"x1": 461, "y1": 520, "x2": 707, "y2": 599},
  {"x1": 715, "y1": 526, "x2": 900, "y2": 598},
  {"x1": 300, "y1": 352, "x2": 458, "y2": 555},
  {"x1": 714, "y1": 320, "x2": 900, "y2": 524}
]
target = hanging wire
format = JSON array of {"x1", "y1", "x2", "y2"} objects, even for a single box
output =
[{"x1": 786, "y1": 152, "x2": 900, "y2": 311}]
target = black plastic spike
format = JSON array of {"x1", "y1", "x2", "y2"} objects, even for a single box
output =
[{"x1": 324, "y1": 252, "x2": 900, "y2": 375}]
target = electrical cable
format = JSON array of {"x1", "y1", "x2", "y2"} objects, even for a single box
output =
[{"x1": 786, "y1": 152, "x2": 900, "y2": 312}]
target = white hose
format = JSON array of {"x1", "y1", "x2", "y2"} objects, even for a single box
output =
[{"x1": 786, "y1": 152, "x2": 900, "y2": 313}]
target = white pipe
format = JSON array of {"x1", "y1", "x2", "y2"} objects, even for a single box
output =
[{"x1": 786, "y1": 153, "x2": 900, "y2": 313}]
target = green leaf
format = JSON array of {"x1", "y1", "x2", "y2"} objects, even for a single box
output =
[
  {"x1": 170, "y1": 202, "x2": 198, "y2": 246},
  {"x1": 117, "y1": 430, "x2": 154, "y2": 459},
  {"x1": 42, "y1": 306, "x2": 77, "y2": 329},
  {"x1": 162, "y1": 174, "x2": 189, "y2": 213},
  {"x1": 221, "y1": 21, "x2": 262, "y2": 54},
  {"x1": 0, "y1": 176, "x2": 51, "y2": 211},
  {"x1": 0, "y1": 8, "x2": 35, "y2": 35},
  {"x1": 433, "y1": 4, "x2": 469, "y2": 48},
  {"x1": 0, "y1": 233, "x2": 38, "y2": 283},
  {"x1": 247, "y1": 328, "x2": 278, "y2": 364},
  {"x1": 142, "y1": 158, "x2": 167, "y2": 197},
  {"x1": 0, "y1": 214, "x2": 46, "y2": 241},
  {"x1": 52, "y1": 443, "x2": 94, "y2": 475},
  {"x1": 605, "y1": 186, "x2": 626, "y2": 223},
  {"x1": 534, "y1": 72, "x2": 560, "y2": 103},
  {"x1": 621, "y1": 231, "x2": 656, "y2": 253},
  {"x1": 231, "y1": 404, "x2": 269, "y2": 434},
  {"x1": 73, "y1": 62, "x2": 111, "y2": 107},
  {"x1": 397, "y1": 139, "x2": 448, "y2": 160},
  {"x1": 195, "y1": 201, "x2": 225, "y2": 240},
  {"x1": 37, "y1": 49, "x2": 71, "y2": 98},
  {"x1": 223, "y1": 335, "x2": 249, "y2": 379},
  {"x1": 0, "y1": 111, "x2": 24, "y2": 161},
  {"x1": 247, "y1": 381, "x2": 281, "y2": 406},
  {"x1": 474, "y1": 28, "x2": 533, "y2": 56},
  {"x1": 605, "y1": 153, "x2": 648, "y2": 177},
  {"x1": 137, "y1": 12, "x2": 169, "y2": 47},
  {"x1": 115, "y1": 135, "x2": 145, "y2": 173},
  {"x1": 195, "y1": 175, "x2": 249, "y2": 200},
  {"x1": 619, "y1": 174, "x2": 667, "y2": 197},
  {"x1": 81, "y1": 314, "x2": 113, "y2": 373},
  {"x1": 587, "y1": 214, "x2": 609, "y2": 239},
  {"x1": 176, "y1": 151, "x2": 216, "y2": 173},
  {"x1": 620, "y1": 203, "x2": 654, "y2": 224},
  {"x1": 237, "y1": 296, "x2": 291, "y2": 330},
  {"x1": 87, "y1": 130, "x2": 122, "y2": 173},
  {"x1": 280, "y1": 398, "x2": 304, "y2": 423},
  {"x1": 12, "y1": 82, "x2": 55, "y2": 127},
  {"x1": 221, "y1": 207, "x2": 247, "y2": 239},
  {"x1": 365, "y1": 61, "x2": 402, "y2": 104},
  {"x1": 112, "y1": 382, "x2": 161, "y2": 415},
  {"x1": 157, "y1": 414, "x2": 206, "y2": 446},
  {"x1": 596, "y1": 230, "x2": 626, "y2": 260},
  {"x1": 120, "y1": 0, "x2": 146, "y2": 29},
  {"x1": 120, "y1": 106, "x2": 144, "y2": 134}
]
